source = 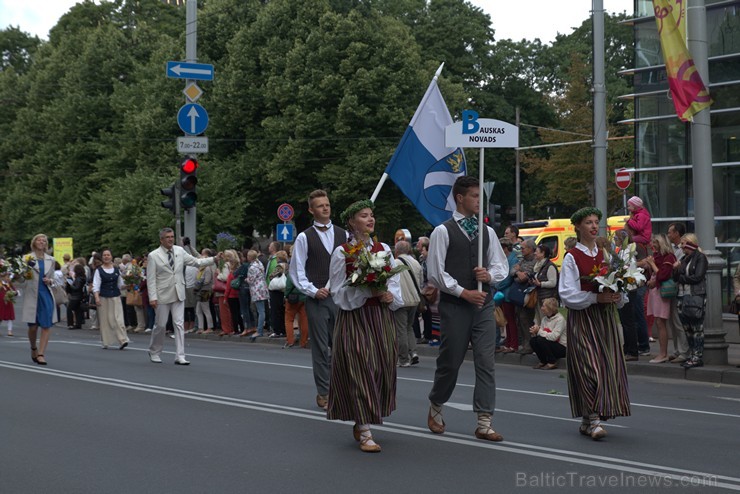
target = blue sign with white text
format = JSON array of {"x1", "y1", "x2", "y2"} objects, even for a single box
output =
[
  {"x1": 177, "y1": 104, "x2": 209, "y2": 135},
  {"x1": 166, "y1": 61, "x2": 214, "y2": 81}
]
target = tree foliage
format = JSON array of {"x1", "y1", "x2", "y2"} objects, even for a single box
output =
[{"x1": 0, "y1": 0, "x2": 634, "y2": 255}]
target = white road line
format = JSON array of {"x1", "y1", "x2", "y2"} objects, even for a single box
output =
[
  {"x1": 0, "y1": 360, "x2": 737, "y2": 491},
  {"x1": 19, "y1": 341, "x2": 740, "y2": 420}
]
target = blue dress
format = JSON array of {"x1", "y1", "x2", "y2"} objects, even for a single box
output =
[{"x1": 34, "y1": 259, "x2": 55, "y2": 328}]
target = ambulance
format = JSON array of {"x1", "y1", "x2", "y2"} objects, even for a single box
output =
[{"x1": 515, "y1": 216, "x2": 629, "y2": 268}]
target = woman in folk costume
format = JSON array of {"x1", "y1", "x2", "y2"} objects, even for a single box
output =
[
  {"x1": 326, "y1": 200, "x2": 403, "y2": 453},
  {"x1": 92, "y1": 249, "x2": 130, "y2": 350},
  {"x1": 19, "y1": 234, "x2": 58, "y2": 365},
  {"x1": 558, "y1": 208, "x2": 631, "y2": 440}
]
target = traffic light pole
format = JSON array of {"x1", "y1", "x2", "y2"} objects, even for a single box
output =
[
  {"x1": 175, "y1": 180, "x2": 182, "y2": 246},
  {"x1": 183, "y1": 0, "x2": 198, "y2": 250}
]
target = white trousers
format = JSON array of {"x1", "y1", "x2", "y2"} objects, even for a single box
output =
[{"x1": 148, "y1": 300, "x2": 186, "y2": 360}]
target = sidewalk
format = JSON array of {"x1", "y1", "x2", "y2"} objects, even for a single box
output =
[{"x1": 181, "y1": 329, "x2": 740, "y2": 386}]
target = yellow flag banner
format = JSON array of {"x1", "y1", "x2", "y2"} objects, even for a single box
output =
[
  {"x1": 53, "y1": 237, "x2": 74, "y2": 266},
  {"x1": 652, "y1": 0, "x2": 712, "y2": 121}
]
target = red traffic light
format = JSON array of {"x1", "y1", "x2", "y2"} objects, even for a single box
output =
[{"x1": 181, "y1": 158, "x2": 198, "y2": 174}]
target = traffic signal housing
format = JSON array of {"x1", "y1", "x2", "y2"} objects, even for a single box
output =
[
  {"x1": 161, "y1": 183, "x2": 176, "y2": 214},
  {"x1": 180, "y1": 157, "x2": 198, "y2": 209},
  {"x1": 492, "y1": 204, "x2": 502, "y2": 231}
]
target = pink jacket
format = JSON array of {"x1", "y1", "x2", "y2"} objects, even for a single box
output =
[{"x1": 627, "y1": 208, "x2": 652, "y2": 245}]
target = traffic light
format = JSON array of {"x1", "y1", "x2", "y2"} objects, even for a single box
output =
[
  {"x1": 179, "y1": 156, "x2": 198, "y2": 209},
  {"x1": 492, "y1": 204, "x2": 502, "y2": 230},
  {"x1": 161, "y1": 183, "x2": 176, "y2": 214}
]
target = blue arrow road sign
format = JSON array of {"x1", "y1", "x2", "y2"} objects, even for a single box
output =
[
  {"x1": 177, "y1": 103, "x2": 209, "y2": 135},
  {"x1": 166, "y1": 61, "x2": 214, "y2": 81},
  {"x1": 277, "y1": 224, "x2": 295, "y2": 243}
]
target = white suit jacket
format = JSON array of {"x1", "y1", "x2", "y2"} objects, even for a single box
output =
[{"x1": 147, "y1": 245, "x2": 215, "y2": 305}]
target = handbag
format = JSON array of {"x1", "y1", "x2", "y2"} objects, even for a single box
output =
[
  {"x1": 230, "y1": 277, "x2": 242, "y2": 290},
  {"x1": 268, "y1": 274, "x2": 287, "y2": 292},
  {"x1": 659, "y1": 278, "x2": 678, "y2": 299},
  {"x1": 494, "y1": 306, "x2": 507, "y2": 327},
  {"x1": 126, "y1": 290, "x2": 143, "y2": 306},
  {"x1": 730, "y1": 296, "x2": 739, "y2": 316},
  {"x1": 51, "y1": 283, "x2": 68, "y2": 306},
  {"x1": 399, "y1": 257, "x2": 426, "y2": 313},
  {"x1": 508, "y1": 281, "x2": 535, "y2": 307},
  {"x1": 680, "y1": 294, "x2": 705, "y2": 321},
  {"x1": 524, "y1": 288, "x2": 538, "y2": 309},
  {"x1": 213, "y1": 278, "x2": 227, "y2": 293}
]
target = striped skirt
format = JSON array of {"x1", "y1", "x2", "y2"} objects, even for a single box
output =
[
  {"x1": 566, "y1": 304, "x2": 631, "y2": 419},
  {"x1": 327, "y1": 304, "x2": 397, "y2": 424}
]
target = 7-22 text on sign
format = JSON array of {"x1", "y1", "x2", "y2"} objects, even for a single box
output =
[{"x1": 177, "y1": 136, "x2": 209, "y2": 154}]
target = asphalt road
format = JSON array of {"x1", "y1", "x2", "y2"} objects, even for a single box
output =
[{"x1": 2, "y1": 327, "x2": 739, "y2": 493}]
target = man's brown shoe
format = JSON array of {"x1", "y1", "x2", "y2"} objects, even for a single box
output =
[
  {"x1": 316, "y1": 394, "x2": 328, "y2": 410},
  {"x1": 474, "y1": 427, "x2": 504, "y2": 442},
  {"x1": 427, "y1": 407, "x2": 445, "y2": 434}
]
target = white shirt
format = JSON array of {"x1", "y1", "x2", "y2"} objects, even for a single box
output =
[
  {"x1": 559, "y1": 242, "x2": 626, "y2": 310},
  {"x1": 289, "y1": 224, "x2": 348, "y2": 298},
  {"x1": 427, "y1": 211, "x2": 508, "y2": 297},
  {"x1": 92, "y1": 266, "x2": 125, "y2": 294},
  {"x1": 328, "y1": 241, "x2": 403, "y2": 311},
  {"x1": 185, "y1": 265, "x2": 198, "y2": 288}
]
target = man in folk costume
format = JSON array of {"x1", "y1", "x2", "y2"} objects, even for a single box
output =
[
  {"x1": 426, "y1": 176, "x2": 508, "y2": 441},
  {"x1": 289, "y1": 190, "x2": 348, "y2": 410}
]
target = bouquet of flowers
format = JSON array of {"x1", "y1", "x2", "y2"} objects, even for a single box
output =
[
  {"x1": 342, "y1": 239, "x2": 408, "y2": 292},
  {"x1": 5, "y1": 256, "x2": 34, "y2": 280},
  {"x1": 122, "y1": 260, "x2": 144, "y2": 290},
  {"x1": 0, "y1": 258, "x2": 10, "y2": 277},
  {"x1": 582, "y1": 237, "x2": 646, "y2": 293},
  {"x1": 3, "y1": 286, "x2": 17, "y2": 304},
  {"x1": 214, "y1": 232, "x2": 238, "y2": 252}
]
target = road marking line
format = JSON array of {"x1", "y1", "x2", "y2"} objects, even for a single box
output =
[
  {"x1": 0, "y1": 360, "x2": 737, "y2": 490},
  {"x1": 24, "y1": 342, "x2": 740, "y2": 420}
]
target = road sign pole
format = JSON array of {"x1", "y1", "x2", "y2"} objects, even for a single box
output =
[
  {"x1": 184, "y1": 0, "x2": 197, "y2": 249},
  {"x1": 622, "y1": 190, "x2": 627, "y2": 214}
]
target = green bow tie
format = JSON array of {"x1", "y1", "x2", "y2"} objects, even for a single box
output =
[{"x1": 458, "y1": 216, "x2": 478, "y2": 239}]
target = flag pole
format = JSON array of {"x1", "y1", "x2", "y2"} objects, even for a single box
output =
[
  {"x1": 370, "y1": 173, "x2": 388, "y2": 202},
  {"x1": 478, "y1": 147, "x2": 484, "y2": 292},
  {"x1": 369, "y1": 63, "x2": 446, "y2": 202}
]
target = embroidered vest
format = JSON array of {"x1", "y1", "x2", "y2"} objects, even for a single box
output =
[{"x1": 568, "y1": 248, "x2": 603, "y2": 293}]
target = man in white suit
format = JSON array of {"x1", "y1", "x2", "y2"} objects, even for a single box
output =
[{"x1": 147, "y1": 228, "x2": 220, "y2": 365}]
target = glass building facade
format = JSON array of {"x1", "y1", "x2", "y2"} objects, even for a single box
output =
[{"x1": 623, "y1": 0, "x2": 740, "y2": 311}]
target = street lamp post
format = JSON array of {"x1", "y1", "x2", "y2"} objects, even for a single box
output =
[{"x1": 688, "y1": 0, "x2": 727, "y2": 364}]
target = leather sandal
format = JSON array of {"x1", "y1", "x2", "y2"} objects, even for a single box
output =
[
  {"x1": 359, "y1": 435, "x2": 381, "y2": 453},
  {"x1": 31, "y1": 347, "x2": 38, "y2": 363},
  {"x1": 590, "y1": 424, "x2": 607, "y2": 440},
  {"x1": 474, "y1": 426, "x2": 504, "y2": 442},
  {"x1": 427, "y1": 406, "x2": 445, "y2": 434},
  {"x1": 36, "y1": 354, "x2": 47, "y2": 366}
]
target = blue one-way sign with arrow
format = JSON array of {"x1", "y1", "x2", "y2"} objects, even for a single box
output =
[
  {"x1": 177, "y1": 103, "x2": 209, "y2": 135},
  {"x1": 276, "y1": 224, "x2": 295, "y2": 243},
  {"x1": 166, "y1": 61, "x2": 214, "y2": 81}
]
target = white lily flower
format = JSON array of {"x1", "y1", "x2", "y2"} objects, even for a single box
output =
[{"x1": 368, "y1": 252, "x2": 387, "y2": 270}]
